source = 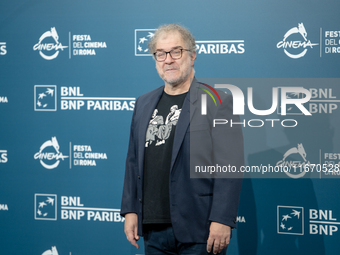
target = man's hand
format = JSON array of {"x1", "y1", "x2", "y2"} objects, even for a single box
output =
[
  {"x1": 124, "y1": 213, "x2": 140, "y2": 249},
  {"x1": 206, "y1": 222, "x2": 231, "y2": 254}
]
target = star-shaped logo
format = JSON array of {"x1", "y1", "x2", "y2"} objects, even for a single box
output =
[{"x1": 135, "y1": 29, "x2": 156, "y2": 56}]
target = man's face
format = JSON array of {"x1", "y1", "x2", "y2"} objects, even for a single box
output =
[{"x1": 154, "y1": 31, "x2": 196, "y2": 86}]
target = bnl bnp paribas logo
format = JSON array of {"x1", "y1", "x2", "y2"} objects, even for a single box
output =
[
  {"x1": 277, "y1": 206, "x2": 304, "y2": 235},
  {"x1": 278, "y1": 87, "x2": 339, "y2": 115},
  {"x1": 34, "y1": 85, "x2": 57, "y2": 111},
  {"x1": 0, "y1": 149, "x2": 8, "y2": 163},
  {"x1": 277, "y1": 23, "x2": 318, "y2": 59},
  {"x1": 35, "y1": 194, "x2": 57, "y2": 220},
  {"x1": 34, "y1": 85, "x2": 135, "y2": 111},
  {"x1": 278, "y1": 205, "x2": 339, "y2": 236},
  {"x1": 135, "y1": 29, "x2": 155, "y2": 56},
  {"x1": 34, "y1": 194, "x2": 124, "y2": 222},
  {"x1": 135, "y1": 29, "x2": 245, "y2": 56},
  {"x1": 0, "y1": 42, "x2": 7, "y2": 55}
]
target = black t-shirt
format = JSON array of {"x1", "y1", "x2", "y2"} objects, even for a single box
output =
[{"x1": 143, "y1": 91, "x2": 187, "y2": 224}]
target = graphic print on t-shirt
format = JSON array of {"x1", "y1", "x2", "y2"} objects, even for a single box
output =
[{"x1": 145, "y1": 105, "x2": 181, "y2": 147}]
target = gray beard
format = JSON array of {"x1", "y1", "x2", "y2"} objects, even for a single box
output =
[{"x1": 163, "y1": 67, "x2": 192, "y2": 87}]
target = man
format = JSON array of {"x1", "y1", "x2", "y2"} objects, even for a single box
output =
[{"x1": 121, "y1": 24, "x2": 244, "y2": 255}]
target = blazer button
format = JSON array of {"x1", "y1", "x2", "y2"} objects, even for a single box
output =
[
  {"x1": 138, "y1": 176, "x2": 141, "y2": 179},
  {"x1": 139, "y1": 198, "x2": 142, "y2": 203}
]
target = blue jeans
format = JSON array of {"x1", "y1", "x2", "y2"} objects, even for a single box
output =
[{"x1": 143, "y1": 224, "x2": 227, "y2": 255}]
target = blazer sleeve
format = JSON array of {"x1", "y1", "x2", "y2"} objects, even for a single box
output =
[
  {"x1": 120, "y1": 98, "x2": 139, "y2": 216},
  {"x1": 208, "y1": 93, "x2": 244, "y2": 228}
]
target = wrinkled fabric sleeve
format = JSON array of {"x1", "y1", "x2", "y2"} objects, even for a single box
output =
[
  {"x1": 120, "y1": 98, "x2": 139, "y2": 217},
  {"x1": 208, "y1": 93, "x2": 244, "y2": 228}
]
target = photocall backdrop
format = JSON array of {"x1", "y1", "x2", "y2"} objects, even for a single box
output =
[{"x1": 1, "y1": 1, "x2": 340, "y2": 254}]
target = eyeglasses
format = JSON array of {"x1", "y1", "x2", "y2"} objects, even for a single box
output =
[{"x1": 153, "y1": 48, "x2": 190, "y2": 61}]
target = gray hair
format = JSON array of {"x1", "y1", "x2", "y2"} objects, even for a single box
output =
[{"x1": 148, "y1": 24, "x2": 196, "y2": 56}]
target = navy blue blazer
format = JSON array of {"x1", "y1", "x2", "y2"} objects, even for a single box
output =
[{"x1": 121, "y1": 79, "x2": 244, "y2": 243}]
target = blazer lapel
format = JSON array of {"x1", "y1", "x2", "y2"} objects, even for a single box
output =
[{"x1": 170, "y1": 79, "x2": 200, "y2": 172}]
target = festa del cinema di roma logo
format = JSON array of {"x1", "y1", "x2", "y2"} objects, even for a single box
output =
[
  {"x1": 277, "y1": 23, "x2": 318, "y2": 59},
  {"x1": 33, "y1": 27, "x2": 68, "y2": 60},
  {"x1": 276, "y1": 143, "x2": 311, "y2": 179},
  {"x1": 41, "y1": 246, "x2": 59, "y2": 255},
  {"x1": 34, "y1": 137, "x2": 68, "y2": 169}
]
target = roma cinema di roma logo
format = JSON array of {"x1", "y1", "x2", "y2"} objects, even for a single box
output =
[{"x1": 198, "y1": 82, "x2": 223, "y2": 115}]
